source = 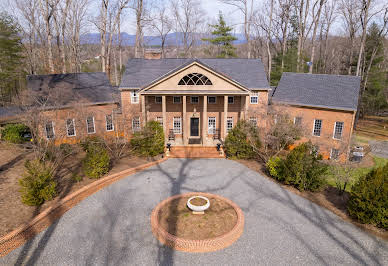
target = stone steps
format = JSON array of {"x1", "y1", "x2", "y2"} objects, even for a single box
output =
[{"x1": 167, "y1": 146, "x2": 225, "y2": 158}]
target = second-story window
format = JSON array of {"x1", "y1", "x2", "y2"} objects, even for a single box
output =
[
  {"x1": 250, "y1": 92, "x2": 258, "y2": 104},
  {"x1": 228, "y1": 96, "x2": 234, "y2": 104},
  {"x1": 155, "y1": 96, "x2": 162, "y2": 104},
  {"x1": 333, "y1": 121, "x2": 344, "y2": 139},
  {"x1": 131, "y1": 91, "x2": 139, "y2": 103},
  {"x1": 66, "y1": 119, "x2": 76, "y2": 137},
  {"x1": 173, "y1": 96, "x2": 181, "y2": 104},
  {"x1": 86, "y1": 116, "x2": 95, "y2": 134},
  {"x1": 313, "y1": 119, "x2": 322, "y2": 136},
  {"x1": 106, "y1": 114, "x2": 114, "y2": 131},
  {"x1": 191, "y1": 96, "x2": 199, "y2": 104},
  {"x1": 208, "y1": 96, "x2": 217, "y2": 104}
]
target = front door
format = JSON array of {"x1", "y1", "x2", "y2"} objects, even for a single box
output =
[{"x1": 190, "y1": 117, "x2": 199, "y2": 137}]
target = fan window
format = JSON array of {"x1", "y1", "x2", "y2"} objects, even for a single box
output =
[{"x1": 178, "y1": 73, "x2": 213, "y2": 85}]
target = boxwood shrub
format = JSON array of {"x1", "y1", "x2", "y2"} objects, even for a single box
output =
[
  {"x1": 347, "y1": 163, "x2": 388, "y2": 229},
  {"x1": 1, "y1": 123, "x2": 30, "y2": 144},
  {"x1": 82, "y1": 146, "x2": 110, "y2": 179},
  {"x1": 130, "y1": 121, "x2": 164, "y2": 157}
]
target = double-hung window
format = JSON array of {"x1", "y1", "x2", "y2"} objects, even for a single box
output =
[
  {"x1": 228, "y1": 96, "x2": 234, "y2": 104},
  {"x1": 106, "y1": 114, "x2": 114, "y2": 131},
  {"x1": 45, "y1": 121, "x2": 55, "y2": 139},
  {"x1": 250, "y1": 92, "x2": 258, "y2": 104},
  {"x1": 66, "y1": 118, "x2": 76, "y2": 137},
  {"x1": 173, "y1": 96, "x2": 181, "y2": 104},
  {"x1": 294, "y1": 117, "x2": 302, "y2": 126},
  {"x1": 330, "y1": 148, "x2": 340, "y2": 160},
  {"x1": 208, "y1": 96, "x2": 217, "y2": 104},
  {"x1": 173, "y1": 117, "x2": 182, "y2": 134},
  {"x1": 130, "y1": 91, "x2": 139, "y2": 103},
  {"x1": 313, "y1": 119, "x2": 322, "y2": 136},
  {"x1": 132, "y1": 117, "x2": 140, "y2": 132},
  {"x1": 333, "y1": 122, "x2": 344, "y2": 139},
  {"x1": 86, "y1": 116, "x2": 95, "y2": 134},
  {"x1": 191, "y1": 96, "x2": 199, "y2": 104},
  {"x1": 227, "y1": 117, "x2": 233, "y2": 132},
  {"x1": 156, "y1": 117, "x2": 163, "y2": 127},
  {"x1": 208, "y1": 117, "x2": 216, "y2": 134},
  {"x1": 249, "y1": 117, "x2": 257, "y2": 127},
  {"x1": 155, "y1": 96, "x2": 162, "y2": 104}
]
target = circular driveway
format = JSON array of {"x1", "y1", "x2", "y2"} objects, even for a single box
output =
[{"x1": 1, "y1": 159, "x2": 387, "y2": 265}]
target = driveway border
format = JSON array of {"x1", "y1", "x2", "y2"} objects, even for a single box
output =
[{"x1": 0, "y1": 157, "x2": 167, "y2": 257}]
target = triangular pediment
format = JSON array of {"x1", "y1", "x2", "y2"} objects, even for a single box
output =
[{"x1": 139, "y1": 61, "x2": 249, "y2": 94}]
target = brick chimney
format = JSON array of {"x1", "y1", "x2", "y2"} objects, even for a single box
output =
[{"x1": 144, "y1": 49, "x2": 162, "y2": 59}]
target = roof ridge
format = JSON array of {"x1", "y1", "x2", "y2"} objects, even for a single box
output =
[{"x1": 282, "y1": 72, "x2": 360, "y2": 78}]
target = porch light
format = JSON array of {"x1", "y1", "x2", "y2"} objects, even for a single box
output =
[
  {"x1": 216, "y1": 143, "x2": 221, "y2": 151},
  {"x1": 167, "y1": 143, "x2": 171, "y2": 151}
]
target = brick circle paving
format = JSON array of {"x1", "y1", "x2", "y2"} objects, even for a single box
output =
[{"x1": 151, "y1": 192, "x2": 244, "y2": 253}]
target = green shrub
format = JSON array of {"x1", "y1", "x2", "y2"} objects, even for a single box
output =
[
  {"x1": 80, "y1": 136, "x2": 104, "y2": 153},
  {"x1": 1, "y1": 124, "x2": 29, "y2": 143},
  {"x1": 19, "y1": 160, "x2": 56, "y2": 206},
  {"x1": 347, "y1": 163, "x2": 388, "y2": 229},
  {"x1": 266, "y1": 142, "x2": 327, "y2": 191},
  {"x1": 224, "y1": 120, "x2": 261, "y2": 159},
  {"x1": 82, "y1": 146, "x2": 110, "y2": 179},
  {"x1": 130, "y1": 121, "x2": 165, "y2": 157},
  {"x1": 71, "y1": 173, "x2": 83, "y2": 183}
]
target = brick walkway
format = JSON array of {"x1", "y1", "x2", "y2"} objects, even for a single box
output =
[{"x1": 1, "y1": 159, "x2": 387, "y2": 265}]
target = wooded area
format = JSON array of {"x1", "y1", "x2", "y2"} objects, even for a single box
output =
[{"x1": 1, "y1": 0, "x2": 387, "y2": 116}]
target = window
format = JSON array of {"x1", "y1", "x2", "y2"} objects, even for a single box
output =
[
  {"x1": 227, "y1": 117, "x2": 233, "y2": 132},
  {"x1": 208, "y1": 96, "x2": 217, "y2": 104},
  {"x1": 313, "y1": 119, "x2": 322, "y2": 136},
  {"x1": 130, "y1": 91, "x2": 139, "y2": 103},
  {"x1": 249, "y1": 117, "x2": 257, "y2": 127},
  {"x1": 331, "y1": 148, "x2": 340, "y2": 160},
  {"x1": 191, "y1": 96, "x2": 199, "y2": 104},
  {"x1": 155, "y1": 96, "x2": 162, "y2": 104},
  {"x1": 178, "y1": 73, "x2": 212, "y2": 85},
  {"x1": 86, "y1": 116, "x2": 95, "y2": 134},
  {"x1": 208, "y1": 117, "x2": 216, "y2": 134},
  {"x1": 250, "y1": 92, "x2": 258, "y2": 104},
  {"x1": 45, "y1": 122, "x2": 55, "y2": 139},
  {"x1": 66, "y1": 119, "x2": 76, "y2": 137},
  {"x1": 132, "y1": 117, "x2": 140, "y2": 132},
  {"x1": 228, "y1": 96, "x2": 234, "y2": 104},
  {"x1": 106, "y1": 114, "x2": 114, "y2": 131},
  {"x1": 156, "y1": 117, "x2": 163, "y2": 127},
  {"x1": 173, "y1": 96, "x2": 181, "y2": 104},
  {"x1": 333, "y1": 121, "x2": 344, "y2": 139},
  {"x1": 173, "y1": 117, "x2": 181, "y2": 134},
  {"x1": 294, "y1": 117, "x2": 302, "y2": 126}
]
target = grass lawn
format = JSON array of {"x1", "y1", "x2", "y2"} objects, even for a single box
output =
[{"x1": 325, "y1": 155, "x2": 388, "y2": 192}]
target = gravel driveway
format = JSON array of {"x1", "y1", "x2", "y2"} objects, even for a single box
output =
[{"x1": 1, "y1": 159, "x2": 387, "y2": 266}]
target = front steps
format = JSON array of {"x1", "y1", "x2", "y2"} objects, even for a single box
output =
[{"x1": 166, "y1": 146, "x2": 225, "y2": 158}]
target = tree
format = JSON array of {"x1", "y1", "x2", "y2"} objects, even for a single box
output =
[
  {"x1": 0, "y1": 12, "x2": 24, "y2": 104},
  {"x1": 202, "y1": 12, "x2": 237, "y2": 58},
  {"x1": 149, "y1": 1, "x2": 173, "y2": 58}
]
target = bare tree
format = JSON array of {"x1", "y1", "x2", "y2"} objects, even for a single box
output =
[
  {"x1": 320, "y1": 0, "x2": 337, "y2": 73},
  {"x1": 296, "y1": 0, "x2": 311, "y2": 72},
  {"x1": 308, "y1": 0, "x2": 327, "y2": 73},
  {"x1": 53, "y1": 0, "x2": 71, "y2": 73},
  {"x1": 150, "y1": 1, "x2": 173, "y2": 58},
  {"x1": 131, "y1": 0, "x2": 145, "y2": 58},
  {"x1": 220, "y1": 0, "x2": 255, "y2": 58}
]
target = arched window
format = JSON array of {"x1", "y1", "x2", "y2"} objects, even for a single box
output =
[{"x1": 178, "y1": 73, "x2": 213, "y2": 85}]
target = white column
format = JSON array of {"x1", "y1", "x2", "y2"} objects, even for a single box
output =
[
  {"x1": 141, "y1": 94, "x2": 146, "y2": 127},
  {"x1": 183, "y1": 95, "x2": 187, "y2": 145},
  {"x1": 224, "y1": 96, "x2": 228, "y2": 139},
  {"x1": 162, "y1": 96, "x2": 167, "y2": 142},
  {"x1": 202, "y1": 95, "x2": 207, "y2": 146}
]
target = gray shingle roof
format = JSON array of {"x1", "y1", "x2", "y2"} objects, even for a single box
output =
[
  {"x1": 27, "y1": 72, "x2": 118, "y2": 106},
  {"x1": 272, "y1": 72, "x2": 361, "y2": 111},
  {"x1": 120, "y1": 58, "x2": 270, "y2": 90}
]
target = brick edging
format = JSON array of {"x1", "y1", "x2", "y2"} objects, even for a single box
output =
[
  {"x1": 151, "y1": 192, "x2": 244, "y2": 253},
  {"x1": 0, "y1": 157, "x2": 168, "y2": 257}
]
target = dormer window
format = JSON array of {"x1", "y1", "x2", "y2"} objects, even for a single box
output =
[{"x1": 178, "y1": 73, "x2": 212, "y2": 85}]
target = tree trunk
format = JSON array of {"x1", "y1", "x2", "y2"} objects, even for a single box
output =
[
  {"x1": 309, "y1": 0, "x2": 325, "y2": 74},
  {"x1": 356, "y1": 0, "x2": 371, "y2": 76}
]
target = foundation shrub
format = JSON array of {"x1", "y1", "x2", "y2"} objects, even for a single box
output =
[
  {"x1": 267, "y1": 142, "x2": 327, "y2": 191},
  {"x1": 80, "y1": 136, "x2": 104, "y2": 153},
  {"x1": 347, "y1": 163, "x2": 388, "y2": 229},
  {"x1": 82, "y1": 145, "x2": 110, "y2": 179},
  {"x1": 130, "y1": 121, "x2": 164, "y2": 157},
  {"x1": 224, "y1": 120, "x2": 261, "y2": 159},
  {"x1": 59, "y1": 143, "x2": 73, "y2": 156},
  {"x1": 19, "y1": 160, "x2": 56, "y2": 206},
  {"x1": 1, "y1": 123, "x2": 29, "y2": 143}
]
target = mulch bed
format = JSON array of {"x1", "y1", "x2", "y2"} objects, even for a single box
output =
[
  {"x1": 236, "y1": 159, "x2": 388, "y2": 240},
  {"x1": 158, "y1": 196, "x2": 237, "y2": 240}
]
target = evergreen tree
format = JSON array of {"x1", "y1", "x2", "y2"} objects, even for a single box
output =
[
  {"x1": 0, "y1": 12, "x2": 24, "y2": 105},
  {"x1": 361, "y1": 23, "x2": 388, "y2": 115},
  {"x1": 202, "y1": 12, "x2": 237, "y2": 58}
]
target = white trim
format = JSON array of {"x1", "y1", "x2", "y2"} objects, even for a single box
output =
[
  {"x1": 228, "y1": 96, "x2": 234, "y2": 104},
  {"x1": 132, "y1": 117, "x2": 141, "y2": 132},
  {"x1": 208, "y1": 96, "x2": 217, "y2": 104},
  {"x1": 173, "y1": 96, "x2": 181, "y2": 104},
  {"x1": 130, "y1": 91, "x2": 139, "y2": 104},
  {"x1": 190, "y1": 96, "x2": 199, "y2": 104},
  {"x1": 173, "y1": 117, "x2": 182, "y2": 134},
  {"x1": 312, "y1": 119, "x2": 322, "y2": 137},
  {"x1": 250, "y1": 92, "x2": 259, "y2": 104},
  {"x1": 208, "y1": 116, "x2": 216, "y2": 134},
  {"x1": 45, "y1": 121, "x2": 55, "y2": 139},
  {"x1": 155, "y1": 96, "x2": 162, "y2": 104},
  {"x1": 105, "y1": 114, "x2": 114, "y2": 132},
  {"x1": 333, "y1": 121, "x2": 344, "y2": 140},
  {"x1": 227, "y1": 117, "x2": 233, "y2": 132},
  {"x1": 66, "y1": 118, "x2": 76, "y2": 137},
  {"x1": 330, "y1": 148, "x2": 340, "y2": 160},
  {"x1": 86, "y1": 116, "x2": 96, "y2": 134}
]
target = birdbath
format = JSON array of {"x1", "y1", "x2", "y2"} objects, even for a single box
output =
[{"x1": 187, "y1": 196, "x2": 210, "y2": 215}]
